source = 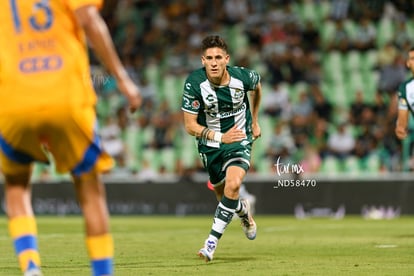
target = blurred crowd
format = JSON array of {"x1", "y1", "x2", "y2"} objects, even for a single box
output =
[{"x1": 2, "y1": 0, "x2": 414, "y2": 182}]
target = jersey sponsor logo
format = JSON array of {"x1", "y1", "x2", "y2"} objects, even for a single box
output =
[
  {"x1": 249, "y1": 71, "x2": 259, "y2": 84},
  {"x1": 232, "y1": 89, "x2": 244, "y2": 100},
  {"x1": 206, "y1": 103, "x2": 216, "y2": 112},
  {"x1": 399, "y1": 98, "x2": 407, "y2": 106},
  {"x1": 19, "y1": 55, "x2": 62, "y2": 73},
  {"x1": 183, "y1": 96, "x2": 201, "y2": 111},
  {"x1": 206, "y1": 94, "x2": 215, "y2": 102},
  {"x1": 185, "y1": 82, "x2": 192, "y2": 91},
  {"x1": 191, "y1": 100, "x2": 200, "y2": 109},
  {"x1": 183, "y1": 91, "x2": 195, "y2": 99},
  {"x1": 207, "y1": 102, "x2": 246, "y2": 119},
  {"x1": 220, "y1": 210, "x2": 230, "y2": 218},
  {"x1": 183, "y1": 97, "x2": 191, "y2": 109}
]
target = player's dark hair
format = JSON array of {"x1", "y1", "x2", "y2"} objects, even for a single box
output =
[{"x1": 201, "y1": 35, "x2": 228, "y2": 53}]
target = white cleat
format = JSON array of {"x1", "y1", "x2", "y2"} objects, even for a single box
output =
[
  {"x1": 24, "y1": 268, "x2": 43, "y2": 276},
  {"x1": 197, "y1": 239, "x2": 217, "y2": 262},
  {"x1": 240, "y1": 198, "x2": 257, "y2": 240}
]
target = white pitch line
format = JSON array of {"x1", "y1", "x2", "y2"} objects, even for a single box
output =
[{"x1": 375, "y1": 244, "x2": 397, "y2": 248}]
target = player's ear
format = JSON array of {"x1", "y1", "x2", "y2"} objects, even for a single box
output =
[{"x1": 201, "y1": 56, "x2": 206, "y2": 66}]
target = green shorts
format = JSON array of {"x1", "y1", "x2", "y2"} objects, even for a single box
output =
[{"x1": 198, "y1": 140, "x2": 252, "y2": 185}]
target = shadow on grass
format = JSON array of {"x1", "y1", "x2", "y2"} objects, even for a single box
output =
[
  {"x1": 117, "y1": 256, "x2": 256, "y2": 269},
  {"x1": 395, "y1": 234, "x2": 414, "y2": 238},
  {"x1": 204, "y1": 256, "x2": 255, "y2": 264}
]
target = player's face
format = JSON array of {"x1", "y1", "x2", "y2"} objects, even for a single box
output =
[
  {"x1": 202, "y1": 47, "x2": 230, "y2": 85},
  {"x1": 407, "y1": 50, "x2": 414, "y2": 74}
]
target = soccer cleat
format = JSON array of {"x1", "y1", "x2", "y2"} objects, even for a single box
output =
[
  {"x1": 239, "y1": 198, "x2": 257, "y2": 240},
  {"x1": 24, "y1": 260, "x2": 42, "y2": 276},
  {"x1": 24, "y1": 268, "x2": 43, "y2": 276},
  {"x1": 197, "y1": 239, "x2": 217, "y2": 262}
]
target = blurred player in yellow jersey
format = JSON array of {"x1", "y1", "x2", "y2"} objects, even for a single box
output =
[{"x1": 0, "y1": 1, "x2": 141, "y2": 275}]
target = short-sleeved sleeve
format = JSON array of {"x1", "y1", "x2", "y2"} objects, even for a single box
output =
[
  {"x1": 398, "y1": 83, "x2": 408, "y2": 110},
  {"x1": 247, "y1": 69, "x2": 261, "y2": 91},
  {"x1": 230, "y1": 66, "x2": 261, "y2": 91},
  {"x1": 66, "y1": 0, "x2": 102, "y2": 11},
  {"x1": 181, "y1": 77, "x2": 202, "y2": 114}
]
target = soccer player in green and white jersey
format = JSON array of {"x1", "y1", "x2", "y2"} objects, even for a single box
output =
[
  {"x1": 181, "y1": 35, "x2": 262, "y2": 262},
  {"x1": 396, "y1": 47, "x2": 414, "y2": 140}
]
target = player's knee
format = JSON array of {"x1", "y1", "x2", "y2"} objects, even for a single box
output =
[{"x1": 225, "y1": 177, "x2": 242, "y2": 193}]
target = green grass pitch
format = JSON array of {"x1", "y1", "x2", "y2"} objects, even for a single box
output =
[{"x1": 1, "y1": 215, "x2": 414, "y2": 275}]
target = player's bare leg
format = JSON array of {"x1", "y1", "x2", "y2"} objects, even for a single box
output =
[
  {"x1": 225, "y1": 166, "x2": 256, "y2": 239},
  {"x1": 5, "y1": 170, "x2": 43, "y2": 276},
  {"x1": 213, "y1": 182, "x2": 224, "y2": 201},
  {"x1": 73, "y1": 170, "x2": 113, "y2": 276},
  {"x1": 198, "y1": 165, "x2": 256, "y2": 261}
]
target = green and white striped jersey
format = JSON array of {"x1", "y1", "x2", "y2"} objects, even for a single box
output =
[
  {"x1": 398, "y1": 77, "x2": 414, "y2": 113},
  {"x1": 181, "y1": 66, "x2": 260, "y2": 148}
]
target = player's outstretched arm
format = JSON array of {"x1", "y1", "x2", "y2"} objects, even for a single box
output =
[{"x1": 74, "y1": 5, "x2": 141, "y2": 112}]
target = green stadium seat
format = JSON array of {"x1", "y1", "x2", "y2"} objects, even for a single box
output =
[
  {"x1": 343, "y1": 50, "x2": 362, "y2": 73},
  {"x1": 224, "y1": 24, "x2": 248, "y2": 56},
  {"x1": 322, "y1": 51, "x2": 345, "y2": 84},
  {"x1": 178, "y1": 134, "x2": 199, "y2": 169},
  {"x1": 255, "y1": 157, "x2": 272, "y2": 175},
  {"x1": 320, "y1": 156, "x2": 341, "y2": 174},
  {"x1": 162, "y1": 74, "x2": 185, "y2": 111},
  {"x1": 331, "y1": 82, "x2": 348, "y2": 108},
  {"x1": 343, "y1": 156, "x2": 362, "y2": 175},
  {"x1": 292, "y1": 0, "x2": 330, "y2": 30},
  {"x1": 376, "y1": 17, "x2": 394, "y2": 47},
  {"x1": 345, "y1": 71, "x2": 364, "y2": 103},
  {"x1": 319, "y1": 19, "x2": 336, "y2": 48},
  {"x1": 159, "y1": 148, "x2": 176, "y2": 173},
  {"x1": 361, "y1": 49, "x2": 378, "y2": 71},
  {"x1": 343, "y1": 19, "x2": 357, "y2": 41},
  {"x1": 260, "y1": 81, "x2": 272, "y2": 98},
  {"x1": 406, "y1": 20, "x2": 414, "y2": 42},
  {"x1": 31, "y1": 163, "x2": 49, "y2": 182},
  {"x1": 289, "y1": 82, "x2": 308, "y2": 103},
  {"x1": 141, "y1": 147, "x2": 162, "y2": 172},
  {"x1": 251, "y1": 115, "x2": 272, "y2": 174},
  {"x1": 364, "y1": 153, "x2": 381, "y2": 173},
  {"x1": 144, "y1": 61, "x2": 162, "y2": 90},
  {"x1": 141, "y1": 126, "x2": 155, "y2": 149},
  {"x1": 361, "y1": 70, "x2": 379, "y2": 103},
  {"x1": 303, "y1": 2, "x2": 319, "y2": 22},
  {"x1": 31, "y1": 161, "x2": 70, "y2": 183},
  {"x1": 124, "y1": 125, "x2": 141, "y2": 170},
  {"x1": 315, "y1": 0, "x2": 331, "y2": 23},
  {"x1": 96, "y1": 97, "x2": 111, "y2": 122}
]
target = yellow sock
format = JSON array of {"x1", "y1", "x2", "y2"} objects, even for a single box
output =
[
  {"x1": 86, "y1": 233, "x2": 114, "y2": 276},
  {"x1": 8, "y1": 216, "x2": 41, "y2": 272}
]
